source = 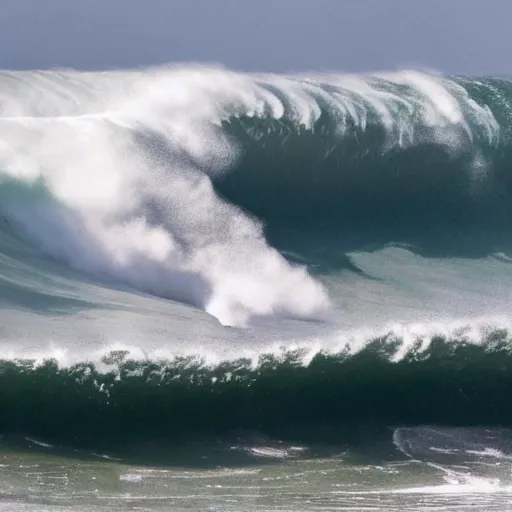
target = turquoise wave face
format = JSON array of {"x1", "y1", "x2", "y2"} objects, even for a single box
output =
[{"x1": 214, "y1": 77, "x2": 512, "y2": 233}]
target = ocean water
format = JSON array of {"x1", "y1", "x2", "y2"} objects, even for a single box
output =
[{"x1": 1, "y1": 65, "x2": 512, "y2": 510}]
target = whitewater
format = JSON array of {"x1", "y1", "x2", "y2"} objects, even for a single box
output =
[{"x1": 2, "y1": 64, "x2": 512, "y2": 510}]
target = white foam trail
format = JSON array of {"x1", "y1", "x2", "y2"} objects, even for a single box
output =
[
  {"x1": 23, "y1": 437, "x2": 54, "y2": 449},
  {"x1": 0, "y1": 65, "x2": 499, "y2": 326},
  {"x1": 392, "y1": 426, "x2": 512, "y2": 496},
  {"x1": 393, "y1": 478, "x2": 507, "y2": 494}
]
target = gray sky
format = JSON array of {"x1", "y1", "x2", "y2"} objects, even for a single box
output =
[{"x1": 0, "y1": 0, "x2": 510, "y2": 75}]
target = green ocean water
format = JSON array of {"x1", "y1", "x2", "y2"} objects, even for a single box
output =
[{"x1": 3, "y1": 430, "x2": 512, "y2": 511}]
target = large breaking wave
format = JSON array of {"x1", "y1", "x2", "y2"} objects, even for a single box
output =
[{"x1": 0, "y1": 65, "x2": 510, "y2": 327}]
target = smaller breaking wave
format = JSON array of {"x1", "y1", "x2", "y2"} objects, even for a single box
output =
[{"x1": 2, "y1": 325, "x2": 512, "y2": 451}]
